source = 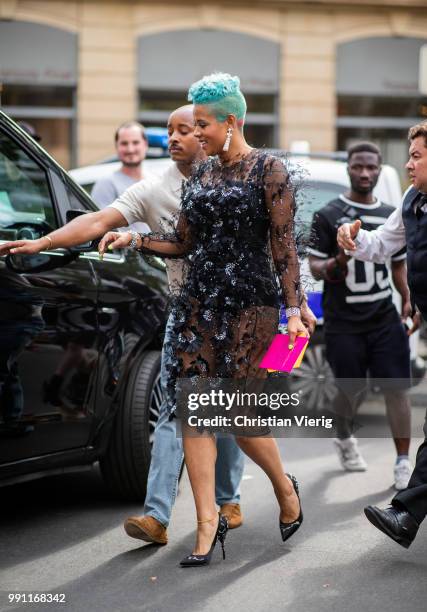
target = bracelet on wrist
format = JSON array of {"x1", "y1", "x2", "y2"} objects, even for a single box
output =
[
  {"x1": 285, "y1": 307, "x2": 301, "y2": 319},
  {"x1": 44, "y1": 236, "x2": 53, "y2": 251},
  {"x1": 128, "y1": 231, "x2": 139, "y2": 249}
]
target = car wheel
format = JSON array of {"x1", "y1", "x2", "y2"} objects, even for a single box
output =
[
  {"x1": 100, "y1": 350, "x2": 162, "y2": 501},
  {"x1": 287, "y1": 343, "x2": 337, "y2": 412}
]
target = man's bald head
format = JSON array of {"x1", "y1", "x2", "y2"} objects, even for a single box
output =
[{"x1": 168, "y1": 104, "x2": 194, "y2": 125}]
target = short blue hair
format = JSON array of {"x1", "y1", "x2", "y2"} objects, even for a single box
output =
[{"x1": 188, "y1": 72, "x2": 247, "y2": 125}]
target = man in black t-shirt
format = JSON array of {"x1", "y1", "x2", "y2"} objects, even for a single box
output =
[{"x1": 308, "y1": 142, "x2": 413, "y2": 490}]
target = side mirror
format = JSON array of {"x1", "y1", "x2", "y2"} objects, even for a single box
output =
[{"x1": 66, "y1": 209, "x2": 99, "y2": 252}]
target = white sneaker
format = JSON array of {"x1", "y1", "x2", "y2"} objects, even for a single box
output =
[
  {"x1": 333, "y1": 437, "x2": 368, "y2": 472},
  {"x1": 394, "y1": 459, "x2": 413, "y2": 491}
]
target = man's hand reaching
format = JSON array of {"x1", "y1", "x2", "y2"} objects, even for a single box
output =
[{"x1": 337, "y1": 219, "x2": 362, "y2": 251}]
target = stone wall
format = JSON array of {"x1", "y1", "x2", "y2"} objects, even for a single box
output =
[{"x1": 2, "y1": 0, "x2": 426, "y2": 164}]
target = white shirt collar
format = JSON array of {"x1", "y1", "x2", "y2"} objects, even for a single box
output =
[{"x1": 339, "y1": 194, "x2": 381, "y2": 210}]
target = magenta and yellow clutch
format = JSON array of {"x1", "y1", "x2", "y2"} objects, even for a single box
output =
[{"x1": 259, "y1": 334, "x2": 309, "y2": 373}]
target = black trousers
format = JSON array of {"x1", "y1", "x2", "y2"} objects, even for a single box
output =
[
  {"x1": 392, "y1": 305, "x2": 427, "y2": 524},
  {"x1": 393, "y1": 414, "x2": 427, "y2": 523}
]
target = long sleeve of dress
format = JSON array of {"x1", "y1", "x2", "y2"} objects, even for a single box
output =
[
  {"x1": 264, "y1": 156, "x2": 301, "y2": 308},
  {"x1": 138, "y1": 210, "x2": 193, "y2": 259}
]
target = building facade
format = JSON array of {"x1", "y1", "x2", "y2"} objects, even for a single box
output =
[{"x1": 0, "y1": 0, "x2": 426, "y2": 173}]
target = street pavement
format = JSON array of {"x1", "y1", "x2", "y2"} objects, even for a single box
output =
[{"x1": 1, "y1": 399, "x2": 426, "y2": 612}]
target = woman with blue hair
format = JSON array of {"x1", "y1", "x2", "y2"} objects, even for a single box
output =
[{"x1": 99, "y1": 72, "x2": 307, "y2": 567}]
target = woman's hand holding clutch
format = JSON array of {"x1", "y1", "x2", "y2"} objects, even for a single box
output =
[{"x1": 287, "y1": 316, "x2": 308, "y2": 349}]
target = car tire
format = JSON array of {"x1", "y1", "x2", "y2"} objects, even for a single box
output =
[
  {"x1": 287, "y1": 341, "x2": 336, "y2": 411},
  {"x1": 100, "y1": 350, "x2": 162, "y2": 501}
]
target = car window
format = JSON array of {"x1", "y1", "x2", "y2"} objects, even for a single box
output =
[
  {"x1": 296, "y1": 180, "x2": 344, "y2": 238},
  {"x1": 79, "y1": 182, "x2": 94, "y2": 195},
  {"x1": 0, "y1": 131, "x2": 56, "y2": 233},
  {"x1": 67, "y1": 185, "x2": 90, "y2": 210},
  {"x1": 64, "y1": 177, "x2": 98, "y2": 213}
]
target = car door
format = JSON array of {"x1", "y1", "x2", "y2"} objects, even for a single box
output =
[{"x1": 0, "y1": 122, "x2": 99, "y2": 464}]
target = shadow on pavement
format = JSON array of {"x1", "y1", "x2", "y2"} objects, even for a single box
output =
[
  {"x1": 0, "y1": 466, "x2": 144, "y2": 570},
  {"x1": 45, "y1": 536, "x2": 292, "y2": 612},
  {"x1": 285, "y1": 535, "x2": 427, "y2": 612}
]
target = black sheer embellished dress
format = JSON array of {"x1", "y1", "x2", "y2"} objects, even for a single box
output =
[{"x1": 138, "y1": 149, "x2": 301, "y2": 422}]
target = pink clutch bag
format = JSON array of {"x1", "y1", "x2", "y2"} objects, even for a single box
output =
[{"x1": 259, "y1": 334, "x2": 309, "y2": 373}]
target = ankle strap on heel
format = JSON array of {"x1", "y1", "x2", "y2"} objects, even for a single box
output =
[{"x1": 197, "y1": 515, "x2": 217, "y2": 524}]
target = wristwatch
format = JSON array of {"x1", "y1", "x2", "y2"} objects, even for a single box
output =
[{"x1": 128, "y1": 231, "x2": 139, "y2": 249}]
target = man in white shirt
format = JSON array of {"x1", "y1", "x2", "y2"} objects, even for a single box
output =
[{"x1": 337, "y1": 121, "x2": 427, "y2": 549}]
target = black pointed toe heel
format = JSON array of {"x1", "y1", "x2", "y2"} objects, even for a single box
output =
[
  {"x1": 280, "y1": 473, "x2": 303, "y2": 543},
  {"x1": 180, "y1": 513, "x2": 229, "y2": 567}
]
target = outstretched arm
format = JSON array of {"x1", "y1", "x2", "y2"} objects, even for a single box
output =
[
  {"x1": 98, "y1": 210, "x2": 193, "y2": 259},
  {"x1": 337, "y1": 207, "x2": 406, "y2": 263},
  {"x1": 0, "y1": 207, "x2": 127, "y2": 256}
]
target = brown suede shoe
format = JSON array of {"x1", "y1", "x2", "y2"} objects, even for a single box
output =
[
  {"x1": 220, "y1": 503, "x2": 243, "y2": 529},
  {"x1": 124, "y1": 515, "x2": 168, "y2": 545}
]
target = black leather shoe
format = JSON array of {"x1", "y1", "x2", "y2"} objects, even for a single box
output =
[
  {"x1": 280, "y1": 474, "x2": 303, "y2": 543},
  {"x1": 180, "y1": 514, "x2": 228, "y2": 567},
  {"x1": 364, "y1": 505, "x2": 419, "y2": 549}
]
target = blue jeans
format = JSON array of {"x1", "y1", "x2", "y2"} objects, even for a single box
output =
[{"x1": 143, "y1": 313, "x2": 245, "y2": 526}]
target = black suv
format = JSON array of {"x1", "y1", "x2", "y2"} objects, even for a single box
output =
[{"x1": 0, "y1": 111, "x2": 168, "y2": 500}]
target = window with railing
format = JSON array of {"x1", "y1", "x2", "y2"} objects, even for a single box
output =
[{"x1": 139, "y1": 91, "x2": 278, "y2": 148}]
